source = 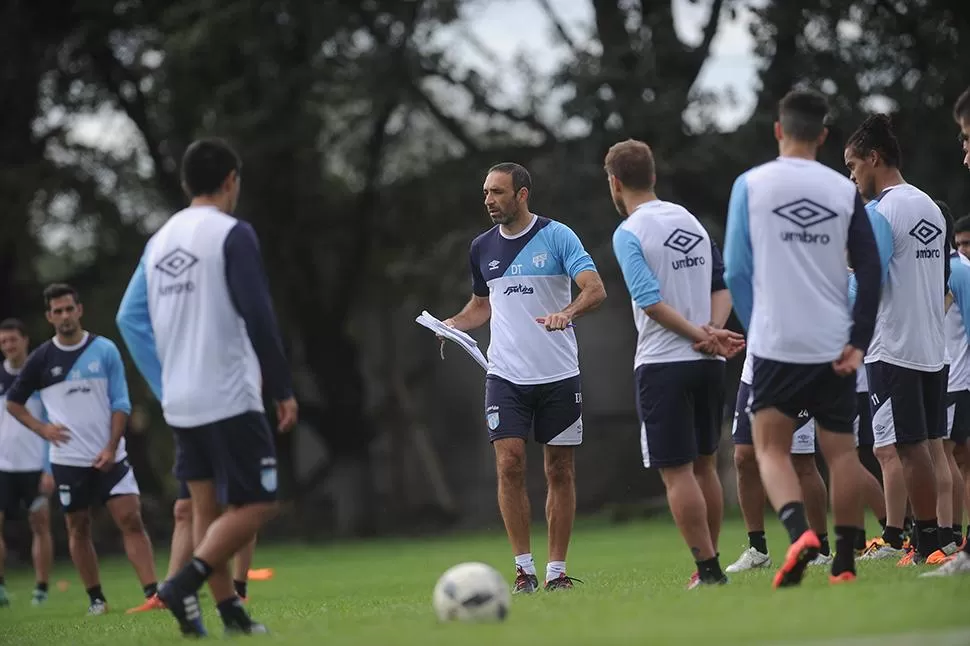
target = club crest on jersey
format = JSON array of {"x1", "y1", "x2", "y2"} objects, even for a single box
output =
[
  {"x1": 87, "y1": 360, "x2": 100, "y2": 374},
  {"x1": 486, "y1": 411, "x2": 500, "y2": 430},
  {"x1": 51, "y1": 366, "x2": 62, "y2": 377},
  {"x1": 532, "y1": 252, "x2": 547, "y2": 268}
]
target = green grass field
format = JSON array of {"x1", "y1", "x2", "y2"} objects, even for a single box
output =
[{"x1": 1, "y1": 516, "x2": 968, "y2": 645}]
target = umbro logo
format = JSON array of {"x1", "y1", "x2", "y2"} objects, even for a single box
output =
[
  {"x1": 488, "y1": 260, "x2": 500, "y2": 271},
  {"x1": 155, "y1": 248, "x2": 199, "y2": 279},
  {"x1": 909, "y1": 219, "x2": 942, "y2": 246},
  {"x1": 772, "y1": 199, "x2": 838, "y2": 229},
  {"x1": 663, "y1": 229, "x2": 703, "y2": 255}
]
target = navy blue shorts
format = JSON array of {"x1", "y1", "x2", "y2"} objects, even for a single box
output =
[
  {"x1": 51, "y1": 460, "x2": 140, "y2": 514},
  {"x1": 0, "y1": 470, "x2": 42, "y2": 520},
  {"x1": 855, "y1": 392, "x2": 874, "y2": 447},
  {"x1": 750, "y1": 357, "x2": 856, "y2": 435},
  {"x1": 946, "y1": 389, "x2": 970, "y2": 444},
  {"x1": 172, "y1": 411, "x2": 278, "y2": 506},
  {"x1": 732, "y1": 381, "x2": 816, "y2": 454},
  {"x1": 635, "y1": 360, "x2": 725, "y2": 469},
  {"x1": 484, "y1": 375, "x2": 583, "y2": 445},
  {"x1": 867, "y1": 361, "x2": 947, "y2": 447}
]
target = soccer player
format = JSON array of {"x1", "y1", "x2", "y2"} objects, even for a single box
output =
[
  {"x1": 844, "y1": 114, "x2": 954, "y2": 565},
  {"x1": 950, "y1": 215, "x2": 970, "y2": 545},
  {"x1": 443, "y1": 162, "x2": 606, "y2": 593},
  {"x1": 922, "y1": 86, "x2": 970, "y2": 574},
  {"x1": 724, "y1": 89, "x2": 883, "y2": 588},
  {"x1": 605, "y1": 139, "x2": 744, "y2": 588},
  {"x1": 5, "y1": 284, "x2": 159, "y2": 615},
  {"x1": 725, "y1": 351, "x2": 834, "y2": 572},
  {"x1": 0, "y1": 318, "x2": 54, "y2": 607},
  {"x1": 116, "y1": 137, "x2": 297, "y2": 635}
]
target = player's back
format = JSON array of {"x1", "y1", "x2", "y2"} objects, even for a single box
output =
[
  {"x1": 734, "y1": 157, "x2": 860, "y2": 363},
  {"x1": 143, "y1": 206, "x2": 262, "y2": 426},
  {"x1": 0, "y1": 361, "x2": 46, "y2": 471},
  {"x1": 614, "y1": 200, "x2": 719, "y2": 367},
  {"x1": 865, "y1": 185, "x2": 947, "y2": 371}
]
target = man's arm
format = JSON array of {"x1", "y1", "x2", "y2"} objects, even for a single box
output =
[
  {"x1": 723, "y1": 173, "x2": 754, "y2": 331},
  {"x1": 116, "y1": 256, "x2": 163, "y2": 400},
  {"x1": 6, "y1": 352, "x2": 68, "y2": 445},
  {"x1": 709, "y1": 241, "x2": 732, "y2": 328},
  {"x1": 224, "y1": 221, "x2": 294, "y2": 402},
  {"x1": 545, "y1": 222, "x2": 605, "y2": 329},
  {"x1": 865, "y1": 203, "x2": 893, "y2": 285},
  {"x1": 846, "y1": 193, "x2": 883, "y2": 352},
  {"x1": 104, "y1": 341, "x2": 132, "y2": 455},
  {"x1": 559, "y1": 270, "x2": 607, "y2": 321}
]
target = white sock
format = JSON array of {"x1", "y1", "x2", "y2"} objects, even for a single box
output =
[
  {"x1": 546, "y1": 560, "x2": 566, "y2": 582},
  {"x1": 514, "y1": 553, "x2": 536, "y2": 575}
]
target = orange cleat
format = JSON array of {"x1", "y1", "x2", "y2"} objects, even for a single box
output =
[
  {"x1": 773, "y1": 529, "x2": 821, "y2": 589},
  {"x1": 126, "y1": 594, "x2": 166, "y2": 613},
  {"x1": 247, "y1": 568, "x2": 274, "y2": 581},
  {"x1": 829, "y1": 571, "x2": 856, "y2": 584}
]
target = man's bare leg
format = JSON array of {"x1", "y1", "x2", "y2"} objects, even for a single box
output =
[
  {"x1": 493, "y1": 438, "x2": 535, "y2": 591},
  {"x1": 166, "y1": 498, "x2": 195, "y2": 579},
  {"x1": 897, "y1": 441, "x2": 941, "y2": 560},
  {"x1": 106, "y1": 494, "x2": 158, "y2": 598},
  {"x1": 65, "y1": 510, "x2": 106, "y2": 610},
  {"x1": 816, "y1": 426, "x2": 866, "y2": 580},
  {"x1": 866, "y1": 445, "x2": 908, "y2": 555},
  {"x1": 794, "y1": 454, "x2": 830, "y2": 558},
  {"x1": 658, "y1": 462, "x2": 725, "y2": 585},
  {"x1": 232, "y1": 535, "x2": 258, "y2": 599},
  {"x1": 694, "y1": 454, "x2": 723, "y2": 552},
  {"x1": 543, "y1": 445, "x2": 575, "y2": 586},
  {"x1": 724, "y1": 445, "x2": 772, "y2": 572},
  {"x1": 28, "y1": 504, "x2": 53, "y2": 604}
]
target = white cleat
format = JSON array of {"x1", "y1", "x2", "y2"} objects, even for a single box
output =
[
  {"x1": 809, "y1": 552, "x2": 833, "y2": 567},
  {"x1": 857, "y1": 538, "x2": 904, "y2": 561},
  {"x1": 87, "y1": 599, "x2": 108, "y2": 616},
  {"x1": 725, "y1": 547, "x2": 771, "y2": 573},
  {"x1": 920, "y1": 550, "x2": 970, "y2": 577}
]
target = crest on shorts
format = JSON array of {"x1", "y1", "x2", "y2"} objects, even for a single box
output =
[
  {"x1": 260, "y1": 467, "x2": 278, "y2": 492},
  {"x1": 58, "y1": 486, "x2": 71, "y2": 508},
  {"x1": 486, "y1": 411, "x2": 500, "y2": 430}
]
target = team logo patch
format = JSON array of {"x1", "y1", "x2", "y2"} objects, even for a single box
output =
[
  {"x1": 772, "y1": 199, "x2": 838, "y2": 228},
  {"x1": 260, "y1": 467, "x2": 278, "y2": 492},
  {"x1": 155, "y1": 248, "x2": 199, "y2": 278},
  {"x1": 58, "y1": 486, "x2": 71, "y2": 508},
  {"x1": 486, "y1": 412, "x2": 500, "y2": 430},
  {"x1": 908, "y1": 218, "x2": 943, "y2": 245},
  {"x1": 662, "y1": 228, "x2": 703, "y2": 255},
  {"x1": 532, "y1": 252, "x2": 547, "y2": 268}
]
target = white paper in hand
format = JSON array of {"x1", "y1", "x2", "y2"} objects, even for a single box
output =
[{"x1": 415, "y1": 311, "x2": 488, "y2": 371}]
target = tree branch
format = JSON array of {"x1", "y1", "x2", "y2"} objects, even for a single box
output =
[
  {"x1": 408, "y1": 80, "x2": 480, "y2": 153},
  {"x1": 686, "y1": 0, "x2": 726, "y2": 88},
  {"x1": 535, "y1": 0, "x2": 581, "y2": 54}
]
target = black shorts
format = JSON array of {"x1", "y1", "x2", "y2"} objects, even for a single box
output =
[
  {"x1": 732, "y1": 382, "x2": 816, "y2": 454},
  {"x1": 636, "y1": 360, "x2": 725, "y2": 468},
  {"x1": 0, "y1": 470, "x2": 42, "y2": 520},
  {"x1": 484, "y1": 375, "x2": 583, "y2": 445},
  {"x1": 946, "y1": 389, "x2": 970, "y2": 444},
  {"x1": 172, "y1": 411, "x2": 278, "y2": 507},
  {"x1": 750, "y1": 357, "x2": 856, "y2": 434},
  {"x1": 855, "y1": 392, "x2": 874, "y2": 447},
  {"x1": 866, "y1": 361, "x2": 947, "y2": 447},
  {"x1": 51, "y1": 460, "x2": 140, "y2": 514}
]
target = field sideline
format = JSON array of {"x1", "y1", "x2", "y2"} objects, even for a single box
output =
[{"x1": 1, "y1": 515, "x2": 968, "y2": 645}]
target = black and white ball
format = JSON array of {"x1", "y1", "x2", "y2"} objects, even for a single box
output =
[{"x1": 432, "y1": 562, "x2": 511, "y2": 622}]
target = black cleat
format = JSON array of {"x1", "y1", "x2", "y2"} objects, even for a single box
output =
[
  {"x1": 544, "y1": 574, "x2": 582, "y2": 591},
  {"x1": 225, "y1": 621, "x2": 270, "y2": 636},
  {"x1": 157, "y1": 582, "x2": 207, "y2": 638},
  {"x1": 512, "y1": 567, "x2": 539, "y2": 594}
]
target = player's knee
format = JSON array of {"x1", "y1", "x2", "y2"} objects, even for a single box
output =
[
  {"x1": 658, "y1": 463, "x2": 694, "y2": 489},
  {"x1": 66, "y1": 513, "x2": 92, "y2": 538},
  {"x1": 495, "y1": 450, "x2": 526, "y2": 482},
  {"x1": 28, "y1": 509, "x2": 50, "y2": 534},
  {"x1": 733, "y1": 445, "x2": 757, "y2": 472},
  {"x1": 544, "y1": 458, "x2": 573, "y2": 488},
  {"x1": 874, "y1": 444, "x2": 901, "y2": 467},
  {"x1": 173, "y1": 498, "x2": 193, "y2": 525},
  {"x1": 117, "y1": 509, "x2": 146, "y2": 535},
  {"x1": 792, "y1": 455, "x2": 819, "y2": 478}
]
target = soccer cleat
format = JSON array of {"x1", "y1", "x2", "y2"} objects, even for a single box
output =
[
  {"x1": 31, "y1": 590, "x2": 48, "y2": 607},
  {"x1": 157, "y1": 583, "x2": 207, "y2": 637},
  {"x1": 126, "y1": 594, "x2": 166, "y2": 613},
  {"x1": 858, "y1": 537, "x2": 904, "y2": 561},
  {"x1": 544, "y1": 573, "x2": 581, "y2": 591},
  {"x1": 725, "y1": 547, "x2": 771, "y2": 573},
  {"x1": 512, "y1": 567, "x2": 539, "y2": 594},
  {"x1": 772, "y1": 529, "x2": 821, "y2": 589},
  {"x1": 829, "y1": 571, "x2": 856, "y2": 584},
  {"x1": 925, "y1": 542, "x2": 959, "y2": 565},
  {"x1": 225, "y1": 621, "x2": 269, "y2": 636},
  {"x1": 809, "y1": 553, "x2": 833, "y2": 567},
  {"x1": 687, "y1": 571, "x2": 727, "y2": 589},
  {"x1": 87, "y1": 599, "x2": 109, "y2": 616},
  {"x1": 919, "y1": 550, "x2": 970, "y2": 577},
  {"x1": 896, "y1": 546, "x2": 926, "y2": 567}
]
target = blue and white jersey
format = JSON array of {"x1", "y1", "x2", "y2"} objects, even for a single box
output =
[
  {"x1": 946, "y1": 252, "x2": 970, "y2": 392},
  {"x1": 469, "y1": 214, "x2": 596, "y2": 385},
  {"x1": 6, "y1": 333, "x2": 130, "y2": 467},
  {"x1": 612, "y1": 200, "x2": 725, "y2": 368},
  {"x1": 116, "y1": 205, "x2": 293, "y2": 428},
  {"x1": 723, "y1": 157, "x2": 883, "y2": 364},
  {"x1": 864, "y1": 185, "x2": 948, "y2": 372},
  {"x1": 0, "y1": 360, "x2": 49, "y2": 472}
]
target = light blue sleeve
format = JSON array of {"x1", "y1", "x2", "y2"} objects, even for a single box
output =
[
  {"x1": 103, "y1": 340, "x2": 133, "y2": 415},
  {"x1": 611, "y1": 226, "x2": 661, "y2": 308},
  {"x1": 848, "y1": 273, "x2": 858, "y2": 304},
  {"x1": 865, "y1": 205, "x2": 893, "y2": 284},
  {"x1": 949, "y1": 259, "x2": 970, "y2": 339},
  {"x1": 723, "y1": 173, "x2": 754, "y2": 330},
  {"x1": 115, "y1": 258, "x2": 163, "y2": 400},
  {"x1": 551, "y1": 222, "x2": 597, "y2": 279}
]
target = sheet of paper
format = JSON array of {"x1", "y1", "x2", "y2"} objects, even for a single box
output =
[{"x1": 415, "y1": 310, "x2": 488, "y2": 371}]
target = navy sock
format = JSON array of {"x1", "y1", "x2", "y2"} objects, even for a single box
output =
[
  {"x1": 170, "y1": 557, "x2": 213, "y2": 595},
  {"x1": 831, "y1": 526, "x2": 858, "y2": 576},
  {"x1": 36, "y1": 582, "x2": 48, "y2": 593},
  {"x1": 217, "y1": 597, "x2": 251, "y2": 628},
  {"x1": 86, "y1": 585, "x2": 105, "y2": 604},
  {"x1": 818, "y1": 533, "x2": 830, "y2": 556},
  {"x1": 938, "y1": 525, "x2": 954, "y2": 549},
  {"x1": 748, "y1": 531, "x2": 768, "y2": 555},
  {"x1": 854, "y1": 527, "x2": 867, "y2": 551},
  {"x1": 915, "y1": 519, "x2": 940, "y2": 557},
  {"x1": 143, "y1": 582, "x2": 158, "y2": 599},
  {"x1": 882, "y1": 526, "x2": 904, "y2": 549},
  {"x1": 695, "y1": 557, "x2": 725, "y2": 583},
  {"x1": 778, "y1": 502, "x2": 810, "y2": 544},
  {"x1": 233, "y1": 579, "x2": 248, "y2": 599}
]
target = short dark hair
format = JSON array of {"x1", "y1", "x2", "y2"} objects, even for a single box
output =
[
  {"x1": 0, "y1": 318, "x2": 27, "y2": 337},
  {"x1": 181, "y1": 138, "x2": 242, "y2": 198},
  {"x1": 603, "y1": 139, "x2": 656, "y2": 191},
  {"x1": 954, "y1": 215, "x2": 970, "y2": 236},
  {"x1": 43, "y1": 283, "x2": 80, "y2": 310},
  {"x1": 954, "y1": 87, "x2": 970, "y2": 123},
  {"x1": 846, "y1": 113, "x2": 902, "y2": 169},
  {"x1": 778, "y1": 89, "x2": 830, "y2": 141},
  {"x1": 487, "y1": 162, "x2": 532, "y2": 197}
]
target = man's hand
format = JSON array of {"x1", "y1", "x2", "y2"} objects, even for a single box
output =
[
  {"x1": 539, "y1": 312, "x2": 572, "y2": 331},
  {"x1": 692, "y1": 326, "x2": 746, "y2": 359},
  {"x1": 92, "y1": 447, "x2": 116, "y2": 472},
  {"x1": 832, "y1": 344, "x2": 864, "y2": 376},
  {"x1": 276, "y1": 396, "x2": 299, "y2": 432},
  {"x1": 39, "y1": 423, "x2": 70, "y2": 446},
  {"x1": 39, "y1": 473, "x2": 54, "y2": 496}
]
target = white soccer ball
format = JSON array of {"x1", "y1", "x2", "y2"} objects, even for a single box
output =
[{"x1": 432, "y1": 561, "x2": 511, "y2": 623}]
